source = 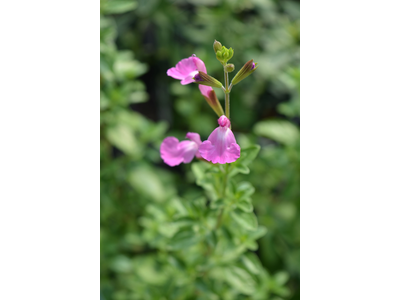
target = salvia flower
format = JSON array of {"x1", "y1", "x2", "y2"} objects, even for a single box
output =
[
  {"x1": 160, "y1": 132, "x2": 202, "y2": 167},
  {"x1": 166, "y1": 55, "x2": 206, "y2": 85},
  {"x1": 167, "y1": 55, "x2": 224, "y2": 117},
  {"x1": 199, "y1": 115, "x2": 240, "y2": 164}
]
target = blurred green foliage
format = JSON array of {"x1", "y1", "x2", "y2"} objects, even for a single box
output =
[{"x1": 101, "y1": 0, "x2": 299, "y2": 299}]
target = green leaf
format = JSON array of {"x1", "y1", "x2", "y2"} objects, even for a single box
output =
[
  {"x1": 253, "y1": 119, "x2": 299, "y2": 146},
  {"x1": 235, "y1": 145, "x2": 261, "y2": 167},
  {"x1": 245, "y1": 240, "x2": 259, "y2": 251},
  {"x1": 191, "y1": 162, "x2": 212, "y2": 181},
  {"x1": 210, "y1": 198, "x2": 224, "y2": 210},
  {"x1": 269, "y1": 271, "x2": 291, "y2": 297},
  {"x1": 103, "y1": 0, "x2": 138, "y2": 14},
  {"x1": 141, "y1": 121, "x2": 168, "y2": 142},
  {"x1": 131, "y1": 255, "x2": 169, "y2": 285},
  {"x1": 229, "y1": 163, "x2": 250, "y2": 177},
  {"x1": 191, "y1": 162, "x2": 217, "y2": 198},
  {"x1": 206, "y1": 231, "x2": 217, "y2": 248},
  {"x1": 235, "y1": 182, "x2": 255, "y2": 201},
  {"x1": 224, "y1": 266, "x2": 256, "y2": 295},
  {"x1": 236, "y1": 198, "x2": 253, "y2": 212},
  {"x1": 110, "y1": 255, "x2": 132, "y2": 273},
  {"x1": 169, "y1": 229, "x2": 199, "y2": 250},
  {"x1": 114, "y1": 51, "x2": 147, "y2": 80},
  {"x1": 248, "y1": 225, "x2": 268, "y2": 240},
  {"x1": 230, "y1": 209, "x2": 258, "y2": 231},
  {"x1": 241, "y1": 253, "x2": 263, "y2": 275},
  {"x1": 106, "y1": 124, "x2": 142, "y2": 158},
  {"x1": 158, "y1": 222, "x2": 180, "y2": 238},
  {"x1": 274, "y1": 271, "x2": 290, "y2": 285},
  {"x1": 128, "y1": 166, "x2": 165, "y2": 202},
  {"x1": 236, "y1": 163, "x2": 250, "y2": 174}
]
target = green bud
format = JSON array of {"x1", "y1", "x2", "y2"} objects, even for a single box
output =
[
  {"x1": 215, "y1": 46, "x2": 234, "y2": 65},
  {"x1": 231, "y1": 59, "x2": 258, "y2": 86},
  {"x1": 225, "y1": 64, "x2": 235, "y2": 73},
  {"x1": 216, "y1": 50, "x2": 224, "y2": 63},
  {"x1": 228, "y1": 48, "x2": 234, "y2": 60},
  {"x1": 193, "y1": 71, "x2": 223, "y2": 88},
  {"x1": 213, "y1": 40, "x2": 222, "y2": 53}
]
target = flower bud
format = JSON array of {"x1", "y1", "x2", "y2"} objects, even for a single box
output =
[
  {"x1": 225, "y1": 64, "x2": 235, "y2": 73},
  {"x1": 231, "y1": 59, "x2": 258, "y2": 86},
  {"x1": 193, "y1": 71, "x2": 223, "y2": 88},
  {"x1": 215, "y1": 46, "x2": 234, "y2": 65},
  {"x1": 227, "y1": 48, "x2": 234, "y2": 60},
  {"x1": 204, "y1": 89, "x2": 224, "y2": 116},
  {"x1": 213, "y1": 40, "x2": 222, "y2": 53}
]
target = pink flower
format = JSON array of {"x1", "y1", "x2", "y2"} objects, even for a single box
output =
[
  {"x1": 166, "y1": 55, "x2": 207, "y2": 85},
  {"x1": 160, "y1": 132, "x2": 202, "y2": 167},
  {"x1": 199, "y1": 116, "x2": 241, "y2": 164},
  {"x1": 167, "y1": 55, "x2": 224, "y2": 116}
]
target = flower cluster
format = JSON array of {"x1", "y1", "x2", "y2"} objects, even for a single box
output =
[{"x1": 161, "y1": 51, "x2": 256, "y2": 166}]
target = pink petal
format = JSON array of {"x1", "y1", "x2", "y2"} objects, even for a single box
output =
[
  {"x1": 166, "y1": 57, "x2": 197, "y2": 81},
  {"x1": 176, "y1": 57, "x2": 196, "y2": 75},
  {"x1": 186, "y1": 132, "x2": 202, "y2": 158},
  {"x1": 167, "y1": 56, "x2": 208, "y2": 86},
  {"x1": 166, "y1": 67, "x2": 185, "y2": 80},
  {"x1": 160, "y1": 135, "x2": 201, "y2": 166},
  {"x1": 160, "y1": 137, "x2": 183, "y2": 166},
  {"x1": 181, "y1": 71, "x2": 198, "y2": 85},
  {"x1": 179, "y1": 141, "x2": 199, "y2": 163},
  {"x1": 193, "y1": 57, "x2": 207, "y2": 73},
  {"x1": 198, "y1": 115, "x2": 240, "y2": 164},
  {"x1": 186, "y1": 132, "x2": 202, "y2": 146},
  {"x1": 198, "y1": 85, "x2": 213, "y2": 98},
  {"x1": 199, "y1": 140, "x2": 240, "y2": 164}
]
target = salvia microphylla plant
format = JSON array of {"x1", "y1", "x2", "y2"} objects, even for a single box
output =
[{"x1": 146, "y1": 42, "x2": 287, "y2": 298}]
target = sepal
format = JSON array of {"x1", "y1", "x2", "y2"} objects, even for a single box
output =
[
  {"x1": 193, "y1": 71, "x2": 223, "y2": 88},
  {"x1": 231, "y1": 59, "x2": 258, "y2": 86}
]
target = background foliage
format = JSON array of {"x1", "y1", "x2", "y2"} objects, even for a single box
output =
[{"x1": 100, "y1": 0, "x2": 299, "y2": 299}]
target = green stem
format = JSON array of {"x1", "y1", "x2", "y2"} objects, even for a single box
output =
[
  {"x1": 216, "y1": 164, "x2": 229, "y2": 230},
  {"x1": 215, "y1": 68, "x2": 232, "y2": 230},
  {"x1": 224, "y1": 69, "x2": 230, "y2": 120}
]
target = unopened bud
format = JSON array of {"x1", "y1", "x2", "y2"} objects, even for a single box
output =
[
  {"x1": 215, "y1": 46, "x2": 234, "y2": 65},
  {"x1": 213, "y1": 40, "x2": 222, "y2": 53},
  {"x1": 231, "y1": 59, "x2": 258, "y2": 86},
  {"x1": 193, "y1": 71, "x2": 223, "y2": 88},
  {"x1": 203, "y1": 89, "x2": 224, "y2": 117},
  {"x1": 225, "y1": 64, "x2": 235, "y2": 73}
]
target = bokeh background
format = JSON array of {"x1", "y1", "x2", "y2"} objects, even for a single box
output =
[{"x1": 100, "y1": 0, "x2": 299, "y2": 299}]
